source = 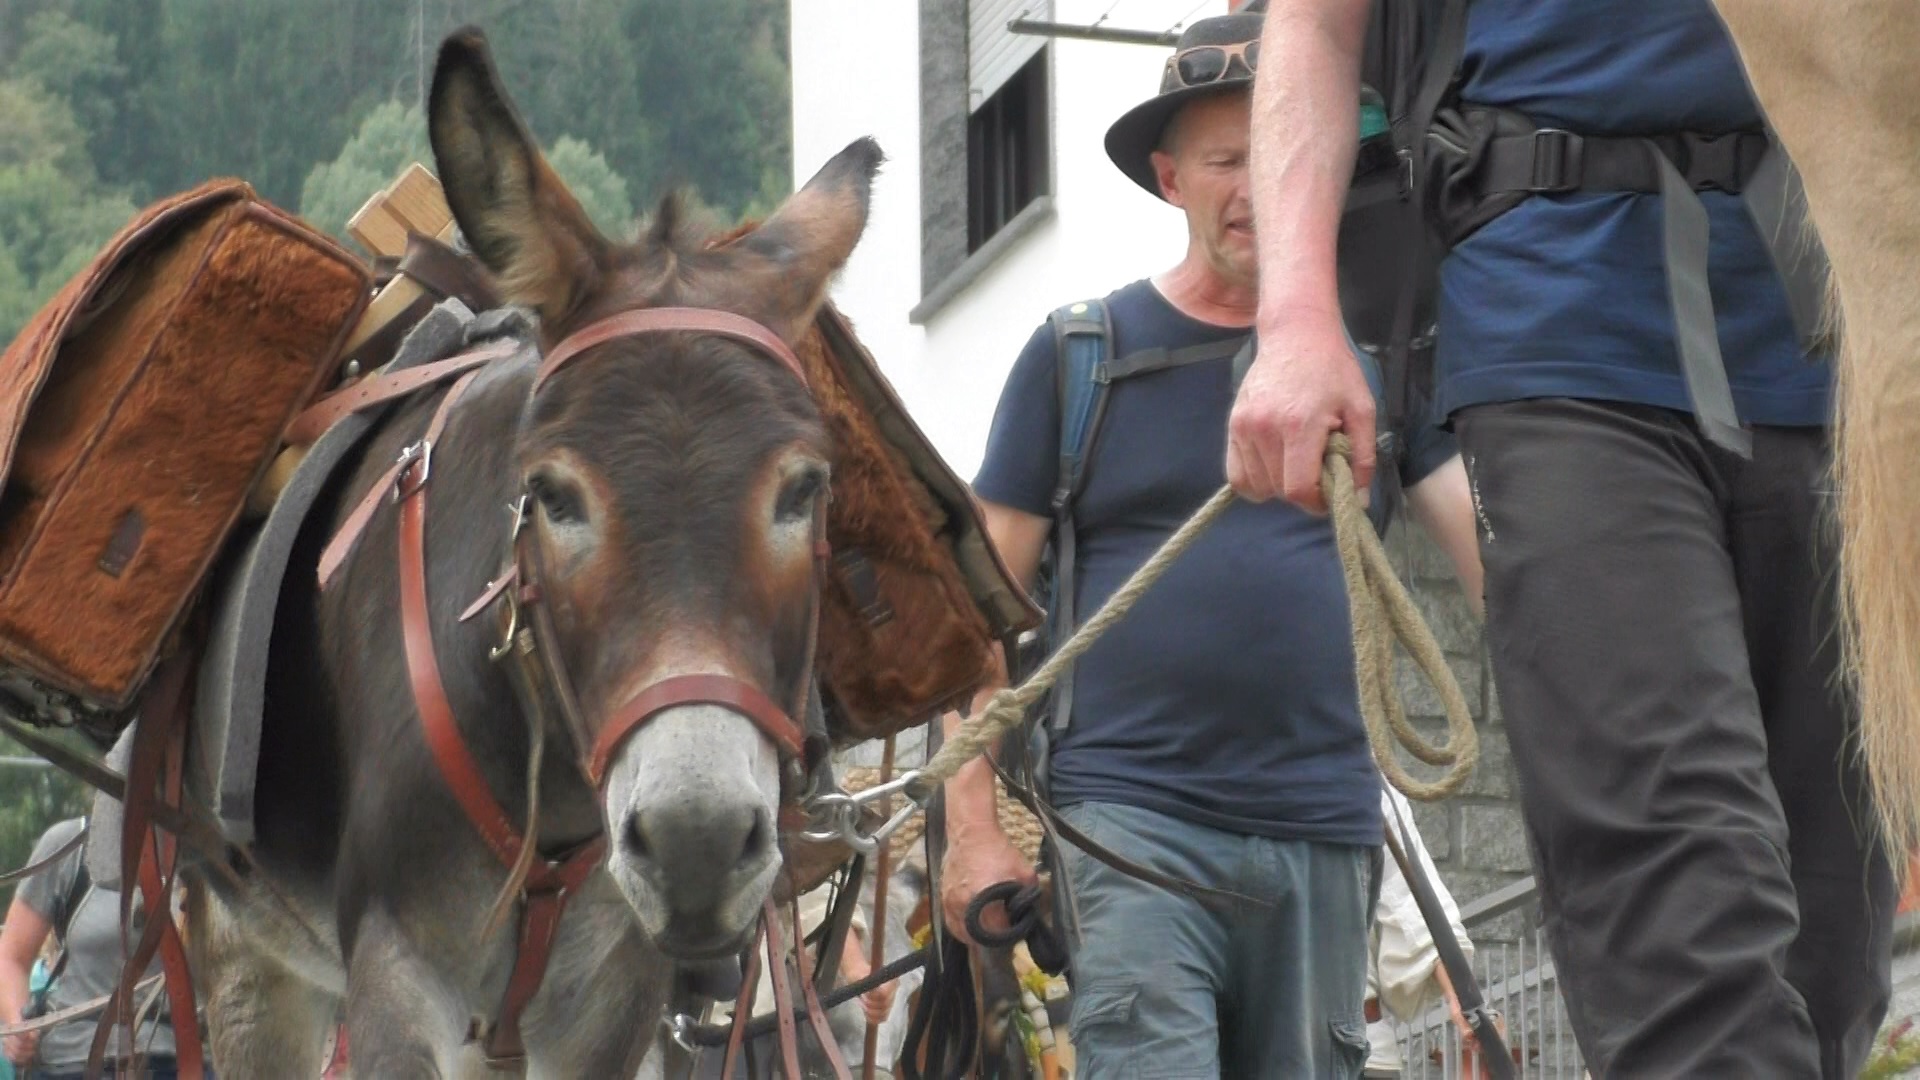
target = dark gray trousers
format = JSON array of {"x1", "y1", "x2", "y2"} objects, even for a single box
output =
[{"x1": 1455, "y1": 398, "x2": 1895, "y2": 1079}]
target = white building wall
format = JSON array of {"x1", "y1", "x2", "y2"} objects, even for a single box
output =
[{"x1": 791, "y1": 0, "x2": 1222, "y2": 479}]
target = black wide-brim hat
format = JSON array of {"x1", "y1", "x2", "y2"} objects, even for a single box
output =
[{"x1": 1105, "y1": 12, "x2": 1263, "y2": 201}]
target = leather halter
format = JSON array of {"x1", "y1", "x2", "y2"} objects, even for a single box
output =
[
  {"x1": 536, "y1": 307, "x2": 810, "y2": 393},
  {"x1": 346, "y1": 306, "x2": 827, "y2": 1068},
  {"x1": 504, "y1": 306, "x2": 826, "y2": 800}
]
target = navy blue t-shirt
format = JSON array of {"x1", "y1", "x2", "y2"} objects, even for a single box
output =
[
  {"x1": 1435, "y1": 0, "x2": 1831, "y2": 427},
  {"x1": 975, "y1": 281, "x2": 1448, "y2": 845}
]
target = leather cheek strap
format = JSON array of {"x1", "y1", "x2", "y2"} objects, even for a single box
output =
[{"x1": 587, "y1": 674, "x2": 808, "y2": 788}]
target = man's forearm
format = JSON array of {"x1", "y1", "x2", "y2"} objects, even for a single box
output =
[
  {"x1": 940, "y1": 681, "x2": 1011, "y2": 843},
  {"x1": 1251, "y1": 0, "x2": 1371, "y2": 324},
  {"x1": 0, "y1": 956, "x2": 33, "y2": 1023}
]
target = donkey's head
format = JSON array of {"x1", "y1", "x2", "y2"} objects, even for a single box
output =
[{"x1": 429, "y1": 29, "x2": 877, "y2": 958}]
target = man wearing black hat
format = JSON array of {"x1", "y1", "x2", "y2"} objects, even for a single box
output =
[
  {"x1": 1228, "y1": 1, "x2": 1896, "y2": 1076},
  {"x1": 936, "y1": 11, "x2": 1481, "y2": 1076}
]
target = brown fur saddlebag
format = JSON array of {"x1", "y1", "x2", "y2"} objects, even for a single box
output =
[
  {"x1": 0, "y1": 178, "x2": 369, "y2": 724},
  {"x1": 797, "y1": 304, "x2": 1041, "y2": 745}
]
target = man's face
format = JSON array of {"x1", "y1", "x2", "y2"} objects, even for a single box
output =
[{"x1": 1150, "y1": 91, "x2": 1255, "y2": 288}]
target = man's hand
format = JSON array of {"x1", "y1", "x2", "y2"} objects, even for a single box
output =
[
  {"x1": 1226, "y1": 314, "x2": 1375, "y2": 512},
  {"x1": 939, "y1": 827, "x2": 1038, "y2": 946},
  {"x1": 839, "y1": 933, "x2": 898, "y2": 1027},
  {"x1": 4, "y1": 1026, "x2": 38, "y2": 1066}
]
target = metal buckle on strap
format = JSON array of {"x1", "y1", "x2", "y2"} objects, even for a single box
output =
[
  {"x1": 391, "y1": 441, "x2": 433, "y2": 502},
  {"x1": 797, "y1": 772, "x2": 924, "y2": 855},
  {"x1": 1683, "y1": 131, "x2": 1756, "y2": 194},
  {"x1": 1529, "y1": 128, "x2": 1580, "y2": 193}
]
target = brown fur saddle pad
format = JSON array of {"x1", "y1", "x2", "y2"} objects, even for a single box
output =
[
  {"x1": 0, "y1": 179, "x2": 369, "y2": 727},
  {"x1": 799, "y1": 304, "x2": 1041, "y2": 745}
]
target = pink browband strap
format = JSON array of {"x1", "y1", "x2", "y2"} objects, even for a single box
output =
[{"x1": 536, "y1": 307, "x2": 808, "y2": 393}]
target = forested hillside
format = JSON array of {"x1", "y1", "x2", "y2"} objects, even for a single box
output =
[
  {"x1": 0, "y1": 0, "x2": 793, "y2": 340},
  {"x1": 0, "y1": 0, "x2": 792, "y2": 897}
]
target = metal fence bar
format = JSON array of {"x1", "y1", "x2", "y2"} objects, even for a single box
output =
[{"x1": 1391, "y1": 921, "x2": 1585, "y2": 1078}]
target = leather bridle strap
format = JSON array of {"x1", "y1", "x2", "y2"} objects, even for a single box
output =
[
  {"x1": 535, "y1": 308, "x2": 809, "y2": 393},
  {"x1": 793, "y1": 893, "x2": 854, "y2": 1080},
  {"x1": 394, "y1": 370, "x2": 607, "y2": 1066},
  {"x1": 288, "y1": 339, "x2": 517, "y2": 447},
  {"x1": 762, "y1": 900, "x2": 805, "y2": 1080},
  {"x1": 720, "y1": 921, "x2": 769, "y2": 1078},
  {"x1": 317, "y1": 343, "x2": 517, "y2": 590},
  {"x1": 487, "y1": 840, "x2": 602, "y2": 1066},
  {"x1": 398, "y1": 372, "x2": 524, "y2": 869},
  {"x1": 587, "y1": 674, "x2": 808, "y2": 788}
]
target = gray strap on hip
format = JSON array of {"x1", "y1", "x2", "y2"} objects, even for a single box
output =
[
  {"x1": 1741, "y1": 143, "x2": 1831, "y2": 353},
  {"x1": 1653, "y1": 141, "x2": 1754, "y2": 458}
]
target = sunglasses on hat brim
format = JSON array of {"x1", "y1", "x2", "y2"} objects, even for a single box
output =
[{"x1": 1167, "y1": 40, "x2": 1260, "y2": 88}]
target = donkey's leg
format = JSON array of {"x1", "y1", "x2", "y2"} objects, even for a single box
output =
[
  {"x1": 187, "y1": 883, "x2": 338, "y2": 1076},
  {"x1": 345, "y1": 907, "x2": 471, "y2": 1079}
]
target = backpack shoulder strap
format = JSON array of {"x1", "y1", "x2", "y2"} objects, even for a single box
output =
[
  {"x1": 47, "y1": 842, "x2": 91, "y2": 982},
  {"x1": 1049, "y1": 298, "x2": 1113, "y2": 517},
  {"x1": 1042, "y1": 298, "x2": 1114, "y2": 737}
]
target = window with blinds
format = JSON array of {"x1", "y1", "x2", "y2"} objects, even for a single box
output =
[
  {"x1": 967, "y1": 48, "x2": 1050, "y2": 253},
  {"x1": 970, "y1": 0, "x2": 1052, "y2": 106},
  {"x1": 965, "y1": 1, "x2": 1052, "y2": 254}
]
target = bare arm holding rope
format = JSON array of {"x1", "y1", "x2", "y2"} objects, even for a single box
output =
[
  {"x1": 937, "y1": 500, "x2": 1047, "y2": 946},
  {"x1": 0, "y1": 897, "x2": 51, "y2": 1065}
]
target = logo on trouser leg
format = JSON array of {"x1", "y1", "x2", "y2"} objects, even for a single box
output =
[{"x1": 1467, "y1": 454, "x2": 1496, "y2": 544}]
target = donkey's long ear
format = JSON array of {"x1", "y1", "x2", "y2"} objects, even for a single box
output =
[
  {"x1": 735, "y1": 138, "x2": 883, "y2": 342},
  {"x1": 428, "y1": 27, "x2": 606, "y2": 327}
]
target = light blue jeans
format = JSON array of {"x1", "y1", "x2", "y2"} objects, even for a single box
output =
[{"x1": 1057, "y1": 801, "x2": 1379, "y2": 1078}]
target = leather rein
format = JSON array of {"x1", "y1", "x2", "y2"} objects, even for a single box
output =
[{"x1": 313, "y1": 306, "x2": 837, "y2": 1070}]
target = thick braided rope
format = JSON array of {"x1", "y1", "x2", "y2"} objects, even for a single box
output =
[
  {"x1": 1324, "y1": 434, "x2": 1478, "y2": 799},
  {"x1": 909, "y1": 440, "x2": 1479, "y2": 802},
  {"x1": 909, "y1": 487, "x2": 1239, "y2": 797}
]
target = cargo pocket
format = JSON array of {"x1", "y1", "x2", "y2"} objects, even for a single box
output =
[
  {"x1": 1068, "y1": 980, "x2": 1141, "y2": 1077},
  {"x1": 1329, "y1": 1016, "x2": 1371, "y2": 1079}
]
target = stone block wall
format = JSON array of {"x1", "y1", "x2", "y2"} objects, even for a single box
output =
[{"x1": 1383, "y1": 517, "x2": 1539, "y2": 946}]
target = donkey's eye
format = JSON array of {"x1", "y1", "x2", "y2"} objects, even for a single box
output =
[
  {"x1": 529, "y1": 473, "x2": 585, "y2": 525},
  {"x1": 774, "y1": 469, "x2": 826, "y2": 524}
]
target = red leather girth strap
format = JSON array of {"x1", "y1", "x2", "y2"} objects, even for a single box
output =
[
  {"x1": 395, "y1": 371, "x2": 606, "y2": 1067},
  {"x1": 87, "y1": 656, "x2": 205, "y2": 1079}
]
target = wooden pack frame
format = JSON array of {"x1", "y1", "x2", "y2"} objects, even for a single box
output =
[{"x1": 0, "y1": 179, "x2": 369, "y2": 721}]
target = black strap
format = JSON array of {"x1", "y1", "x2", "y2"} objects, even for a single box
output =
[
  {"x1": 810, "y1": 852, "x2": 866, "y2": 998},
  {"x1": 397, "y1": 232, "x2": 500, "y2": 312},
  {"x1": 1383, "y1": 0, "x2": 1469, "y2": 433},
  {"x1": 986, "y1": 754, "x2": 1268, "y2": 913},
  {"x1": 1383, "y1": 796, "x2": 1516, "y2": 1080},
  {"x1": 1652, "y1": 143, "x2": 1753, "y2": 456},
  {"x1": 1476, "y1": 128, "x2": 1772, "y2": 198},
  {"x1": 1099, "y1": 336, "x2": 1247, "y2": 382}
]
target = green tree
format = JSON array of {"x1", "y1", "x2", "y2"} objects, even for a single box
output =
[
  {"x1": 298, "y1": 100, "x2": 430, "y2": 245},
  {"x1": 0, "y1": 70, "x2": 138, "y2": 342},
  {"x1": 0, "y1": 77, "x2": 89, "y2": 175},
  {"x1": 302, "y1": 101, "x2": 633, "y2": 248},
  {"x1": 10, "y1": 10, "x2": 125, "y2": 152},
  {"x1": 0, "y1": 735, "x2": 93, "y2": 910},
  {"x1": 546, "y1": 135, "x2": 635, "y2": 241}
]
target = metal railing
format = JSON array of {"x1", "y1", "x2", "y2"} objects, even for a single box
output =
[{"x1": 1383, "y1": 876, "x2": 1588, "y2": 1079}]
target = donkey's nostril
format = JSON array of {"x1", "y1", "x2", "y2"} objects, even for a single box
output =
[
  {"x1": 623, "y1": 812, "x2": 651, "y2": 861},
  {"x1": 738, "y1": 808, "x2": 772, "y2": 868}
]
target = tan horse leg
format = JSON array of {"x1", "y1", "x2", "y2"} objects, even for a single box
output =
[{"x1": 1712, "y1": 0, "x2": 1920, "y2": 857}]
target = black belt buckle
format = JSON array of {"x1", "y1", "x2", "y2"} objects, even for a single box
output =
[{"x1": 1529, "y1": 128, "x2": 1581, "y2": 193}]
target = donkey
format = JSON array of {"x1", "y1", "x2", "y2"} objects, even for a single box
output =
[
  {"x1": 187, "y1": 28, "x2": 881, "y2": 1077},
  {"x1": 1708, "y1": 0, "x2": 1920, "y2": 862}
]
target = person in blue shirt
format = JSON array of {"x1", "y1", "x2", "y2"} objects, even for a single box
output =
[
  {"x1": 1232, "y1": 2, "x2": 1896, "y2": 1075},
  {"x1": 934, "y1": 12, "x2": 1483, "y2": 1076}
]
